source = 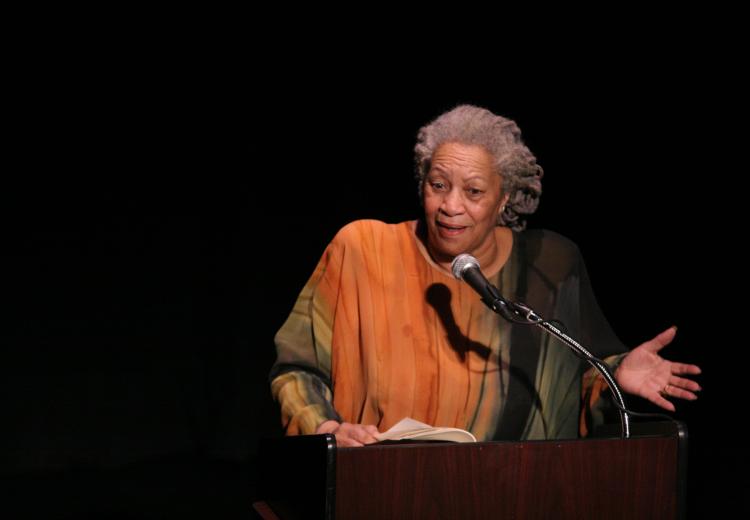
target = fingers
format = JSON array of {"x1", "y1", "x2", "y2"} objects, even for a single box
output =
[
  {"x1": 644, "y1": 325, "x2": 678, "y2": 352},
  {"x1": 663, "y1": 384, "x2": 697, "y2": 401},
  {"x1": 663, "y1": 377, "x2": 701, "y2": 401},
  {"x1": 333, "y1": 423, "x2": 381, "y2": 448},
  {"x1": 649, "y1": 392, "x2": 676, "y2": 412},
  {"x1": 660, "y1": 361, "x2": 703, "y2": 402},
  {"x1": 670, "y1": 362, "x2": 702, "y2": 376},
  {"x1": 316, "y1": 421, "x2": 364, "y2": 447},
  {"x1": 315, "y1": 420, "x2": 341, "y2": 435},
  {"x1": 348, "y1": 424, "x2": 380, "y2": 444},
  {"x1": 362, "y1": 424, "x2": 381, "y2": 437},
  {"x1": 669, "y1": 375, "x2": 702, "y2": 393},
  {"x1": 649, "y1": 375, "x2": 702, "y2": 412},
  {"x1": 337, "y1": 436, "x2": 365, "y2": 448}
]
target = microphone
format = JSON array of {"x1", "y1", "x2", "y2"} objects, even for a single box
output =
[
  {"x1": 450, "y1": 254, "x2": 533, "y2": 322},
  {"x1": 450, "y1": 254, "x2": 503, "y2": 307}
]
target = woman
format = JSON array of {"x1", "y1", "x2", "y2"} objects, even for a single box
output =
[{"x1": 270, "y1": 105, "x2": 701, "y2": 447}]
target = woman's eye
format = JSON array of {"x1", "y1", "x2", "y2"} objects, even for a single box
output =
[
  {"x1": 467, "y1": 188, "x2": 483, "y2": 196},
  {"x1": 431, "y1": 182, "x2": 445, "y2": 190}
]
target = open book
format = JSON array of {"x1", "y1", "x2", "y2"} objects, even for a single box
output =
[{"x1": 375, "y1": 417, "x2": 477, "y2": 443}]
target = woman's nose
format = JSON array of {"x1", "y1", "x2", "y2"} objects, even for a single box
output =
[{"x1": 440, "y1": 189, "x2": 464, "y2": 215}]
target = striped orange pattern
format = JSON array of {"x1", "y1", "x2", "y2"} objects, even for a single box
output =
[{"x1": 272, "y1": 220, "x2": 624, "y2": 440}]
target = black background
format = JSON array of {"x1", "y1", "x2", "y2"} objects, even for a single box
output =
[{"x1": 3, "y1": 39, "x2": 745, "y2": 518}]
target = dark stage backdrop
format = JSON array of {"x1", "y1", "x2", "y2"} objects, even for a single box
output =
[{"x1": 3, "y1": 85, "x2": 743, "y2": 517}]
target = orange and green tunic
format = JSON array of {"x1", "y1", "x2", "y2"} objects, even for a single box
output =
[{"x1": 271, "y1": 219, "x2": 626, "y2": 441}]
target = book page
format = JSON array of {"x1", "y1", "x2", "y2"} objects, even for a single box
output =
[{"x1": 376, "y1": 417, "x2": 477, "y2": 443}]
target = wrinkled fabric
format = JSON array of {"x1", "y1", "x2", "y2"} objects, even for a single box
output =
[{"x1": 271, "y1": 220, "x2": 626, "y2": 441}]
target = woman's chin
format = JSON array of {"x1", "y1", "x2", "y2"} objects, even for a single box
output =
[{"x1": 429, "y1": 241, "x2": 468, "y2": 263}]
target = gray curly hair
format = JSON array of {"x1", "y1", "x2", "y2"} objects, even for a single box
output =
[{"x1": 414, "y1": 104, "x2": 544, "y2": 231}]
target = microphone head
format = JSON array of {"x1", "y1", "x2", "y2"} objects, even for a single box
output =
[{"x1": 451, "y1": 253, "x2": 480, "y2": 280}]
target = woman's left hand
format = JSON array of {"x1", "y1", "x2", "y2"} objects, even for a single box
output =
[{"x1": 614, "y1": 326, "x2": 702, "y2": 412}]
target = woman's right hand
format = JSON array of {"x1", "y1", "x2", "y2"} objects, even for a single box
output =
[{"x1": 315, "y1": 420, "x2": 380, "y2": 447}]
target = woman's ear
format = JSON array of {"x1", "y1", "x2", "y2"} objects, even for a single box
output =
[{"x1": 499, "y1": 193, "x2": 510, "y2": 213}]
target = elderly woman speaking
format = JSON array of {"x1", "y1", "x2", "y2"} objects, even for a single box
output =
[{"x1": 270, "y1": 105, "x2": 701, "y2": 447}]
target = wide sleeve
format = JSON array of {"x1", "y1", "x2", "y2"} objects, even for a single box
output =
[{"x1": 269, "y1": 230, "x2": 347, "y2": 435}]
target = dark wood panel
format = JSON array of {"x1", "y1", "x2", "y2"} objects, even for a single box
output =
[{"x1": 335, "y1": 437, "x2": 677, "y2": 519}]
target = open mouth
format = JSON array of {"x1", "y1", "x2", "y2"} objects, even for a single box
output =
[{"x1": 436, "y1": 222, "x2": 468, "y2": 236}]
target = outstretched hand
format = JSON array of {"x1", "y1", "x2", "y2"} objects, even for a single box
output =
[
  {"x1": 614, "y1": 326, "x2": 702, "y2": 412},
  {"x1": 315, "y1": 420, "x2": 380, "y2": 447}
]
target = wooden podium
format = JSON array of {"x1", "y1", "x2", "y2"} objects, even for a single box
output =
[{"x1": 256, "y1": 421, "x2": 686, "y2": 519}]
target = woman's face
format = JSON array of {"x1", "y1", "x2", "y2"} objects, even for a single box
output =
[{"x1": 422, "y1": 142, "x2": 508, "y2": 265}]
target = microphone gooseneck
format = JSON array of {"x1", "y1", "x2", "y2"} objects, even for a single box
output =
[{"x1": 450, "y1": 253, "x2": 631, "y2": 439}]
